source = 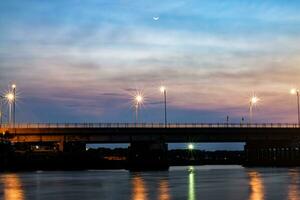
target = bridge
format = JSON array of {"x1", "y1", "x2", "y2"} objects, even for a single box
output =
[
  {"x1": 1, "y1": 123, "x2": 300, "y2": 143},
  {"x1": 1, "y1": 123, "x2": 300, "y2": 169}
]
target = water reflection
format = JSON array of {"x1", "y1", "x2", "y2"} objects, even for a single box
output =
[
  {"x1": 248, "y1": 171, "x2": 264, "y2": 200},
  {"x1": 2, "y1": 174, "x2": 24, "y2": 200},
  {"x1": 288, "y1": 169, "x2": 300, "y2": 200},
  {"x1": 2, "y1": 167, "x2": 300, "y2": 200},
  {"x1": 158, "y1": 179, "x2": 170, "y2": 200},
  {"x1": 132, "y1": 174, "x2": 148, "y2": 200},
  {"x1": 188, "y1": 166, "x2": 195, "y2": 200}
]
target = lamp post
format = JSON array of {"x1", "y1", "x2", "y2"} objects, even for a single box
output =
[
  {"x1": 134, "y1": 94, "x2": 143, "y2": 123},
  {"x1": 188, "y1": 143, "x2": 194, "y2": 161},
  {"x1": 249, "y1": 95, "x2": 259, "y2": 124},
  {"x1": 5, "y1": 92, "x2": 14, "y2": 127},
  {"x1": 290, "y1": 88, "x2": 300, "y2": 126},
  {"x1": 0, "y1": 95, "x2": 4, "y2": 126},
  {"x1": 160, "y1": 86, "x2": 167, "y2": 127},
  {"x1": 12, "y1": 84, "x2": 16, "y2": 128}
]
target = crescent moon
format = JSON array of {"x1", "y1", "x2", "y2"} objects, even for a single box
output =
[{"x1": 153, "y1": 17, "x2": 159, "y2": 21}]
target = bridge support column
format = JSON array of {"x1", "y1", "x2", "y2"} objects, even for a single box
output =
[
  {"x1": 0, "y1": 141, "x2": 13, "y2": 170},
  {"x1": 57, "y1": 142, "x2": 86, "y2": 153},
  {"x1": 245, "y1": 141, "x2": 300, "y2": 166},
  {"x1": 128, "y1": 141, "x2": 169, "y2": 171}
]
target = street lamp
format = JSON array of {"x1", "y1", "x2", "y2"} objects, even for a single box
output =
[
  {"x1": 5, "y1": 92, "x2": 14, "y2": 126},
  {"x1": 188, "y1": 143, "x2": 195, "y2": 161},
  {"x1": 0, "y1": 95, "x2": 4, "y2": 126},
  {"x1": 160, "y1": 86, "x2": 167, "y2": 127},
  {"x1": 290, "y1": 88, "x2": 300, "y2": 126},
  {"x1": 12, "y1": 84, "x2": 16, "y2": 127},
  {"x1": 249, "y1": 95, "x2": 259, "y2": 124},
  {"x1": 134, "y1": 93, "x2": 143, "y2": 123},
  {"x1": 188, "y1": 143, "x2": 194, "y2": 150}
]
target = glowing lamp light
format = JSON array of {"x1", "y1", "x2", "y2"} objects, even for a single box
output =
[
  {"x1": 250, "y1": 96, "x2": 259, "y2": 105},
  {"x1": 135, "y1": 95, "x2": 143, "y2": 104},
  {"x1": 12, "y1": 84, "x2": 16, "y2": 89},
  {"x1": 5, "y1": 93, "x2": 14, "y2": 102},
  {"x1": 188, "y1": 143, "x2": 194, "y2": 150},
  {"x1": 133, "y1": 92, "x2": 144, "y2": 123},
  {"x1": 160, "y1": 86, "x2": 166, "y2": 93},
  {"x1": 290, "y1": 88, "x2": 299, "y2": 95}
]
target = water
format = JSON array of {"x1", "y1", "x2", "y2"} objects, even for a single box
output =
[{"x1": 0, "y1": 165, "x2": 299, "y2": 200}]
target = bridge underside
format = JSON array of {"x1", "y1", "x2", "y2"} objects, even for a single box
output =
[
  {"x1": 245, "y1": 140, "x2": 300, "y2": 166},
  {"x1": 2, "y1": 127, "x2": 300, "y2": 169},
  {"x1": 2, "y1": 127, "x2": 300, "y2": 143}
]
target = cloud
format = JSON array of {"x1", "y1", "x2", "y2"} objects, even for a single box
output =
[{"x1": 1, "y1": 0, "x2": 300, "y2": 123}]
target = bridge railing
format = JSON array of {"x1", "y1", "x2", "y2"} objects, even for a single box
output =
[{"x1": 0, "y1": 123, "x2": 299, "y2": 129}]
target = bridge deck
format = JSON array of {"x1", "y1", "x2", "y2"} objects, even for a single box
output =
[
  {"x1": 1, "y1": 123, "x2": 300, "y2": 129},
  {"x1": 1, "y1": 123, "x2": 300, "y2": 143}
]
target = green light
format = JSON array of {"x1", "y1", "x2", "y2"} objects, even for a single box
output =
[
  {"x1": 188, "y1": 144, "x2": 194, "y2": 150},
  {"x1": 188, "y1": 166, "x2": 195, "y2": 200}
]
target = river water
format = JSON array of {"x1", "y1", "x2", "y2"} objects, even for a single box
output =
[{"x1": 0, "y1": 165, "x2": 299, "y2": 200}]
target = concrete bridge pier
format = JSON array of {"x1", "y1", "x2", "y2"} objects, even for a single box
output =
[
  {"x1": 128, "y1": 140, "x2": 169, "y2": 171},
  {"x1": 245, "y1": 140, "x2": 300, "y2": 166},
  {"x1": 0, "y1": 141, "x2": 13, "y2": 170},
  {"x1": 57, "y1": 141, "x2": 86, "y2": 153}
]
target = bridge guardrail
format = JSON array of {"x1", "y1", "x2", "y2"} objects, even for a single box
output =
[{"x1": 0, "y1": 123, "x2": 299, "y2": 129}]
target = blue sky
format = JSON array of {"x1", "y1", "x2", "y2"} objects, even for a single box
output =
[{"x1": 1, "y1": 1, "x2": 300, "y2": 149}]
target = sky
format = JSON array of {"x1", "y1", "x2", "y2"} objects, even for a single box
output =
[{"x1": 1, "y1": 1, "x2": 300, "y2": 135}]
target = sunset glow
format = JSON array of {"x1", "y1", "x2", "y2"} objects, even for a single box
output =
[{"x1": 0, "y1": 1, "x2": 299, "y2": 123}]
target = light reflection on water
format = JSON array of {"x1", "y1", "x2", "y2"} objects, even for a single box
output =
[
  {"x1": 131, "y1": 174, "x2": 171, "y2": 200},
  {"x1": 132, "y1": 175, "x2": 148, "y2": 200},
  {"x1": 1, "y1": 166, "x2": 300, "y2": 200},
  {"x1": 248, "y1": 171, "x2": 264, "y2": 200},
  {"x1": 188, "y1": 166, "x2": 195, "y2": 200},
  {"x1": 2, "y1": 174, "x2": 24, "y2": 200},
  {"x1": 288, "y1": 169, "x2": 300, "y2": 200},
  {"x1": 158, "y1": 179, "x2": 170, "y2": 200}
]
